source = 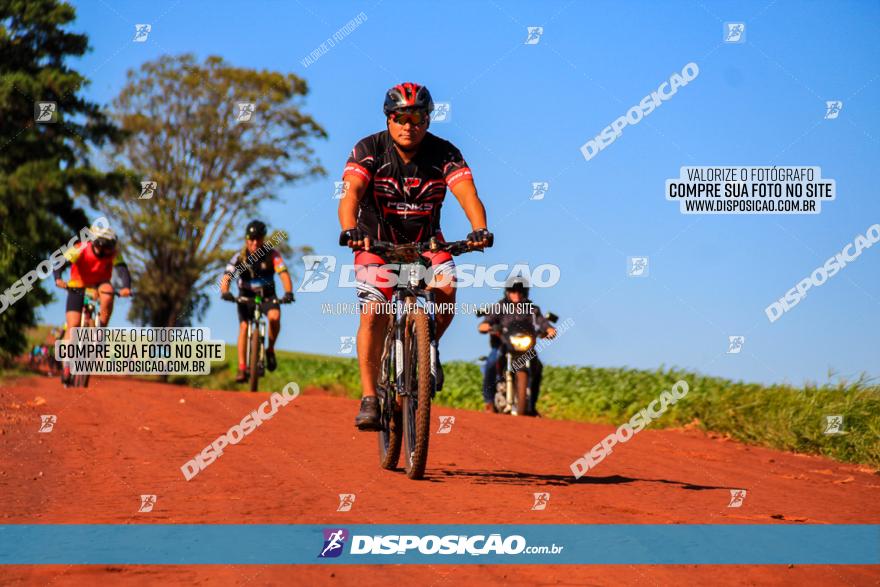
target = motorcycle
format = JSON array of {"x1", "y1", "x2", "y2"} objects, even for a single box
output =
[{"x1": 477, "y1": 308, "x2": 557, "y2": 416}]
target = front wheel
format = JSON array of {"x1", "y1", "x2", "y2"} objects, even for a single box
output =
[
  {"x1": 514, "y1": 370, "x2": 529, "y2": 416},
  {"x1": 71, "y1": 314, "x2": 94, "y2": 388},
  {"x1": 248, "y1": 323, "x2": 261, "y2": 392},
  {"x1": 378, "y1": 397, "x2": 402, "y2": 470},
  {"x1": 402, "y1": 309, "x2": 432, "y2": 480}
]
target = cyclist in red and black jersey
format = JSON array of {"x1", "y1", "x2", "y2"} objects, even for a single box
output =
[{"x1": 338, "y1": 82, "x2": 492, "y2": 430}]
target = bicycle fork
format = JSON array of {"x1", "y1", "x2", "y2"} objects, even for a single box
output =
[
  {"x1": 424, "y1": 291, "x2": 439, "y2": 396},
  {"x1": 66, "y1": 302, "x2": 96, "y2": 378},
  {"x1": 246, "y1": 317, "x2": 266, "y2": 371},
  {"x1": 392, "y1": 301, "x2": 406, "y2": 396},
  {"x1": 391, "y1": 293, "x2": 440, "y2": 397},
  {"x1": 505, "y1": 354, "x2": 515, "y2": 414}
]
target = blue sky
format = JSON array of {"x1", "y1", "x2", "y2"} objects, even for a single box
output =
[{"x1": 45, "y1": 0, "x2": 880, "y2": 386}]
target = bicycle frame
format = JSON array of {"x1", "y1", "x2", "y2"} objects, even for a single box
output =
[
  {"x1": 81, "y1": 288, "x2": 102, "y2": 328},
  {"x1": 378, "y1": 265, "x2": 436, "y2": 422},
  {"x1": 245, "y1": 292, "x2": 267, "y2": 374},
  {"x1": 63, "y1": 288, "x2": 104, "y2": 388},
  {"x1": 227, "y1": 283, "x2": 291, "y2": 390},
  {"x1": 388, "y1": 263, "x2": 439, "y2": 399},
  {"x1": 376, "y1": 260, "x2": 441, "y2": 477},
  {"x1": 352, "y1": 235, "x2": 492, "y2": 478}
]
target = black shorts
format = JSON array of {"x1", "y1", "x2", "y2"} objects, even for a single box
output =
[
  {"x1": 236, "y1": 298, "x2": 281, "y2": 323},
  {"x1": 65, "y1": 284, "x2": 111, "y2": 313}
]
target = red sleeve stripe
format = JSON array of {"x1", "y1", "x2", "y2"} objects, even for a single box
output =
[
  {"x1": 445, "y1": 167, "x2": 473, "y2": 187},
  {"x1": 343, "y1": 163, "x2": 372, "y2": 182},
  {"x1": 272, "y1": 250, "x2": 287, "y2": 272}
]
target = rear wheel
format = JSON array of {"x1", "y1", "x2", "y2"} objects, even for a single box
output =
[
  {"x1": 402, "y1": 309, "x2": 432, "y2": 480},
  {"x1": 378, "y1": 396, "x2": 402, "y2": 470},
  {"x1": 249, "y1": 323, "x2": 260, "y2": 392}
]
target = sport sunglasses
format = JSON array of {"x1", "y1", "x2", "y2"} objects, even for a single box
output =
[{"x1": 389, "y1": 110, "x2": 429, "y2": 126}]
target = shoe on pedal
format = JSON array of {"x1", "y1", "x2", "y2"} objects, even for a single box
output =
[
  {"x1": 434, "y1": 348, "x2": 444, "y2": 391},
  {"x1": 266, "y1": 349, "x2": 277, "y2": 372},
  {"x1": 355, "y1": 396, "x2": 381, "y2": 431},
  {"x1": 235, "y1": 370, "x2": 247, "y2": 384}
]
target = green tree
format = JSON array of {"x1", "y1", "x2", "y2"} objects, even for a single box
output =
[
  {"x1": 0, "y1": 0, "x2": 123, "y2": 364},
  {"x1": 105, "y1": 54, "x2": 326, "y2": 328}
]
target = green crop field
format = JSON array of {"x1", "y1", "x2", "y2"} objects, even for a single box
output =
[
  {"x1": 176, "y1": 345, "x2": 879, "y2": 469},
  {"x1": 17, "y1": 327, "x2": 879, "y2": 469}
]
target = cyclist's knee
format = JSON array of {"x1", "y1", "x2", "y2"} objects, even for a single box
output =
[
  {"x1": 359, "y1": 306, "x2": 389, "y2": 330},
  {"x1": 266, "y1": 309, "x2": 280, "y2": 321},
  {"x1": 360, "y1": 313, "x2": 388, "y2": 330},
  {"x1": 97, "y1": 283, "x2": 114, "y2": 296},
  {"x1": 428, "y1": 280, "x2": 455, "y2": 299},
  {"x1": 65, "y1": 313, "x2": 80, "y2": 330},
  {"x1": 359, "y1": 299, "x2": 386, "y2": 316}
]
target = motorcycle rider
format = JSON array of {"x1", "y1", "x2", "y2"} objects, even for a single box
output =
[
  {"x1": 220, "y1": 220, "x2": 294, "y2": 383},
  {"x1": 338, "y1": 82, "x2": 492, "y2": 430},
  {"x1": 478, "y1": 277, "x2": 556, "y2": 415},
  {"x1": 53, "y1": 225, "x2": 132, "y2": 384}
]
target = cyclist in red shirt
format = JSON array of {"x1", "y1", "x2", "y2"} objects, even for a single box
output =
[
  {"x1": 53, "y1": 226, "x2": 131, "y2": 384},
  {"x1": 338, "y1": 82, "x2": 492, "y2": 430}
]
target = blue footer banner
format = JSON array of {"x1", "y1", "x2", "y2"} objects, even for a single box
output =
[{"x1": 1, "y1": 525, "x2": 878, "y2": 565}]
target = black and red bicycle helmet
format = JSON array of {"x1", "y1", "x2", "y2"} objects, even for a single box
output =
[
  {"x1": 245, "y1": 220, "x2": 267, "y2": 240},
  {"x1": 383, "y1": 82, "x2": 434, "y2": 116}
]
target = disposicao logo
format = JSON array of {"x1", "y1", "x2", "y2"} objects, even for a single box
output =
[{"x1": 319, "y1": 528, "x2": 349, "y2": 558}]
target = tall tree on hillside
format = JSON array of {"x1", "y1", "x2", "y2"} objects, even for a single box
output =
[
  {"x1": 0, "y1": 0, "x2": 123, "y2": 363},
  {"x1": 106, "y1": 54, "x2": 326, "y2": 327}
]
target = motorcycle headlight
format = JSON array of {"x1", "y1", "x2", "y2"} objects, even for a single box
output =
[{"x1": 509, "y1": 334, "x2": 534, "y2": 352}]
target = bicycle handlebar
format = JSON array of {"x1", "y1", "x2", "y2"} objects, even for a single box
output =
[
  {"x1": 347, "y1": 235, "x2": 493, "y2": 258},
  {"x1": 87, "y1": 289, "x2": 133, "y2": 298},
  {"x1": 225, "y1": 296, "x2": 293, "y2": 305}
]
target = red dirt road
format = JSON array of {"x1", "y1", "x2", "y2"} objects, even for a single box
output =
[{"x1": 1, "y1": 374, "x2": 878, "y2": 585}]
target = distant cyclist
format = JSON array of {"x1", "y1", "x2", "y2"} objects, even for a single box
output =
[
  {"x1": 29, "y1": 345, "x2": 40, "y2": 366},
  {"x1": 338, "y1": 82, "x2": 492, "y2": 430},
  {"x1": 220, "y1": 220, "x2": 294, "y2": 383},
  {"x1": 53, "y1": 225, "x2": 131, "y2": 384}
]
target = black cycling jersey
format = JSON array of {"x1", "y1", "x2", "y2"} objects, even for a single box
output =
[
  {"x1": 343, "y1": 130, "x2": 473, "y2": 244},
  {"x1": 224, "y1": 248, "x2": 287, "y2": 297}
]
